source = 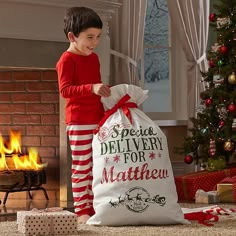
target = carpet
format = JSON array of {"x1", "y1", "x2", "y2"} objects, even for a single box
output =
[{"x1": 1, "y1": 204, "x2": 236, "y2": 236}]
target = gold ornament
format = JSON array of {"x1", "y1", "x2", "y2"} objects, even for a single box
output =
[
  {"x1": 228, "y1": 72, "x2": 236, "y2": 84},
  {"x1": 224, "y1": 139, "x2": 235, "y2": 151}
]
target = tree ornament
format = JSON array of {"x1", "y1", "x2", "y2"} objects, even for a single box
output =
[
  {"x1": 208, "y1": 139, "x2": 216, "y2": 157},
  {"x1": 205, "y1": 98, "x2": 212, "y2": 106},
  {"x1": 228, "y1": 72, "x2": 236, "y2": 84},
  {"x1": 213, "y1": 74, "x2": 224, "y2": 86},
  {"x1": 217, "y1": 105, "x2": 227, "y2": 119},
  {"x1": 218, "y1": 120, "x2": 225, "y2": 128},
  {"x1": 228, "y1": 103, "x2": 236, "y2": 113},
  {"x1": 217, "y1": 59, "x2": 223, "y2": 67},
  {"x1": 211, "y1": 43, "x2": 220, "y2": 52},
  {"x1": 224, "y1": 139, "x2": 235, "y2": 151},
  {"x1": 219, "y1": 45, "x2": 228, "y2": 55},
  {"x1": 196, "y1": 104, "x2": 205, "y2": 114},
  {"x1": 209, "y1": 59, "x2": 215, "y2": 67},
  {"x1": 209, "y1": 13, "x2": 216, "y2": 22},
  {"x1": 201, "y1": 127, "x2": 209, "y2": 136},
  {"x1": 184, "y1": 154, "x2": 194, "y2": 164},
  {"x1": 217, "y1": 17, "x2": 231, "y2": 28}
]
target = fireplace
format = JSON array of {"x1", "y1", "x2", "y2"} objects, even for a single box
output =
[
  {"x1": 0, "y1": 69, "x2": 60, "y2": 204},
  {"x1": 0, "y1": 0, "x2": 119, "y2": 207},
  {"x1": 0, "y1": 130, "x2": 49, "y2": 205}
]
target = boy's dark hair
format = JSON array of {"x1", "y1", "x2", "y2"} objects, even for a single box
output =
[{"x1": 64, "y1": 7, "x2": 103, "y2": 39}]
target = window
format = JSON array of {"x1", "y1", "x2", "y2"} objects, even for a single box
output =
[
  {"x1": 142, "y1": 0, "x2": 170, "y2": 113},
  {"x1": 141, "y1": 0, "x2": 187, "y2": 122}
]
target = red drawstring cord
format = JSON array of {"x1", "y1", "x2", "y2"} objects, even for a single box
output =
[{"x1": 184, "y1": 212, "x2": 219, "y2": 226}]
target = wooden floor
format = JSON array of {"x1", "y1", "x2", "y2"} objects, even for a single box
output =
[{"x1": 0, "y1": 199, "x2": 74, "y2": 222}]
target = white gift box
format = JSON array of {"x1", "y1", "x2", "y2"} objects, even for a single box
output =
[{"x1": 17, "y1": 208, "x2": 78, "y2": 235}]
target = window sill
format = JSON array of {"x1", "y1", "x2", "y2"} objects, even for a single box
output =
[{"x1": 154, "y1": 120, "x2": 188, "y2": 127}]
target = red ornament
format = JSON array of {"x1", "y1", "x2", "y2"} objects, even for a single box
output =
[
  {"x1": 209, "y1": 13, "x2": 216, "y2": 22},
  {"x1": 184, "y1": 154, "x2": 193, "y2": 164},
  {"x1": 209, "y1": 59, "x2": 214, "y2": 68},
  {"x1": 218, "y1": 120, "x2": 225, "y2": 128},
  {"x1": 208, "y1": 149, "x2": 216, "y2": 156},
  {"x1": 205, "y1": 98, "x2": 212, "y2": 106},
  {"x1": 228, "y1": 103, "x2": 236, "y2": 113},
  {"x1": 219, "y1": 45, "x2": 228, "y2": 55}
]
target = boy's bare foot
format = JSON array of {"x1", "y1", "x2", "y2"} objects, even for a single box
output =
[{"x1": 78, "y1": 214, "x2": 90, "y2": 224}]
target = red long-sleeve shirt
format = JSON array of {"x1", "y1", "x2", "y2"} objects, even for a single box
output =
[{"x1": 56, "y1": 51, "x2": 104, "y2": 125}]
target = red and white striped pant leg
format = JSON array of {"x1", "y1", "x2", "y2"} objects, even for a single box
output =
[{"x1": 67, "y1": 124, "x2": 97, "y2": 217}]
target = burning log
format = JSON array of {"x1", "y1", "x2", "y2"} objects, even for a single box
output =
[{"x1": 0, "y1": 171, "x2": 25, "y2": 188}]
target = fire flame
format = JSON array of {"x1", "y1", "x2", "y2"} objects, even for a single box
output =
[{"x1": 0, "y1": 130, "x2": 48, "y2": 171}]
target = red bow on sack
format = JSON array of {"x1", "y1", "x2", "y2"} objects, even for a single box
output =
[
  {"x1": 184, "y1": 212, "x2": 219, "y2": 226},
  {"x1": 216, "y1": 176, "x2": 236, "y2": 202},
  {"x1": 94, "y1": 94, "x2": 138, "y2": 134}
]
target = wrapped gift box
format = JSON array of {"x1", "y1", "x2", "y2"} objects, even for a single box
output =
[
  {"x1": 17, "y1": 209, "x2": 78, "y2": 235},
  {"x1": 217, "y1": 183, "x2": 235, "y2": 203},
  {"x1": 174, "y1": 167, "x2": 236, "y2": 202},
  {"x1": 195, "y1": 189, "x2": 219, "y2": 204}
]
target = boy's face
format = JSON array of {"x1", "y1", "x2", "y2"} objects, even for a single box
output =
[{"x1": 69, "y1": 28, "x2": 102, "y2": 56}]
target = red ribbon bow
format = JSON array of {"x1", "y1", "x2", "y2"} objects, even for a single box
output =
[{"x1": 94, "y1": 94, "x2": 138, "y2": 134}]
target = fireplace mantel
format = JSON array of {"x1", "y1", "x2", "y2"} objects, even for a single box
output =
[
  {"x1": 0, "y1": 0, "x2": 121, "y2": 42},
  {"x1": 4, "y1": 0, "x2": 121, "y2": 10}
]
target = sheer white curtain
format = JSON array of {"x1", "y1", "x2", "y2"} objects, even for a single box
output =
[
  {"x1": 167, "y1": 0, "x2": 210, "y2": 119},
  {"x1": 110, "y1": 0, "x2": 147, "y2": 86}
]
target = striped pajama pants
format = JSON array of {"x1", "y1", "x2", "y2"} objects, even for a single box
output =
[{"x1": 66, "y1": 124, "x2": 97, "y2": 217}]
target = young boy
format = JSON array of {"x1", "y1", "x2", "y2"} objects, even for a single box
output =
[{"x1": 56, "y1": 7, "x2": 111, "y2": 223}]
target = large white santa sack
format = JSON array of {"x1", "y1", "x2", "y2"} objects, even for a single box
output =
[{"x1": 87, "y1": 84, "x2": 189, "y2": 226}]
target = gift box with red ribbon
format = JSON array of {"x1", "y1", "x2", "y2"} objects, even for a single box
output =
[
  {"x1": 175, "y1": 167, "x2": 236, "y2": 202},
  {"x1": 17, "y1": 208, "x2": 78, "y2": 235},
  {"x1": 216, "y1": 176, "x2": 236, "y2": 203}
]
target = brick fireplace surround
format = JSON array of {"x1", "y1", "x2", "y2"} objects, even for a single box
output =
[{"x1": 0, "y1": 69, "x2": 60, "y2": 202}]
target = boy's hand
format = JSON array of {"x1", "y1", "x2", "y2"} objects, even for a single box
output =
[{"x1": 92, "y1": 84, "x2": 111, "y2": 97}]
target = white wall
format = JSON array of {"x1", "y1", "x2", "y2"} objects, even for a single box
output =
[
  {"x1": 0, "y1": 2, "x2": 66, "y2": 42},
  {"x1": 0, "y1": 0, "x2": 112, "y2": 84}
]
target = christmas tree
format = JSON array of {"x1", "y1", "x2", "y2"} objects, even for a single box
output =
[{"x1": 178, "y1": 0, "x2": 236, "y2": 171}]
